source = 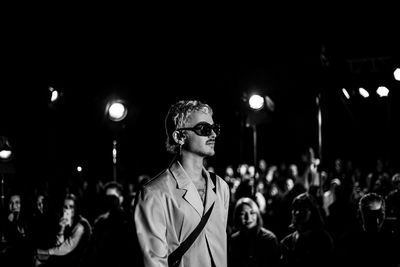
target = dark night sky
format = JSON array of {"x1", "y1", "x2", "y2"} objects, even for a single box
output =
[{"x1": 1, "y1": 16, "x2": 399, "y2": 193}]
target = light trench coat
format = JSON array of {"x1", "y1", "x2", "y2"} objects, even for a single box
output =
[{"x1": 134, "y1": 160, "x2": 230, "y2": 267}]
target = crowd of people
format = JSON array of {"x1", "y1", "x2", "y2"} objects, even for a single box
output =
[
  {"x1": 1, "y1": 156, "x2": 399, "y2": 266},
  {"x1": 1, "y1": 99, "x2": 399, "y2": 267},
  {"x1": 225, "y1": 155, "x2": 400, "y2": 267}
]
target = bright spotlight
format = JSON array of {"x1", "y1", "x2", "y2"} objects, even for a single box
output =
[
  {"x1": 394, "y1": 68, "x2": 400, "y2": 81},
  {"x1": 107, "y1": 101, "x2": 127, "y2": 122},
  {"x1": 0, "y1": 150, "x2": 12, "y2": 161},
  {"x1": 0, "y1": 136, "x2": 13, "y2": 162},
  {"x1": 77, "y1": 166, "x2": 82, "y2": 172},
  {"x1": 249, "y1": 94, "x2": 265, "y2": 110},
  {"x1": 49, "y1": 86, "x2": 60, "y2": 102},
  {"x1": 376, "y1": 86, "x2": 389, "y2": 97},
  {"x1": 342, "y1": 88, "x2": 351, "y2": 99},
  {"x1": 51, "y1": 91, "x2": 59, "y2": 102},
  {"x1": 359, "y1": 87, "x2": 369, "y2": 98}
]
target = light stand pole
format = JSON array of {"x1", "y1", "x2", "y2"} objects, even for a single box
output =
[
  {"x1": 112, "y1": 139, "x2": 117, "y2": 181},
  {"x1": 0, "y1": 136, "x2": 14, "y2": 244},
  {"x1": 316, "y1": 93, "x2": 322, "y2": 163},
  {"x1": 0, "y1": 173, "x2": 6, "y2": 243},
  {"x1": 312, "y1": 93, "x2": 323, "y2": 193},
  {"x1": 106, "y1": 99, "x2": 128, "y2": 183},
  {"x1": 252, "y1": 124, "x2": 258, "y2": 169}
]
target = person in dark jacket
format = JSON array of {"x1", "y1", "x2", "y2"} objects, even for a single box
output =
[
  {"x1": 335, "y1": 192, "x2": 400, "y2": 267},
  {"x1": 229, "y1": 197, "x2": 279, "y2": 267},
  {"x1": 82, "y1": 181, "x2": 136, "y2": 267},
  {"x1": 280, "y1": 192, "x2": 334, "y2": 267}
]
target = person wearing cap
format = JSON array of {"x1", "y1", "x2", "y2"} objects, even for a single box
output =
[{"x1": 134, "y1": 100, "x2": 230, "y2": 267}]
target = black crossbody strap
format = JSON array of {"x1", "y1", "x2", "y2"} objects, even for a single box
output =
[{"x1": 168, "y1": 172, "x2": 217, "y2": 267}]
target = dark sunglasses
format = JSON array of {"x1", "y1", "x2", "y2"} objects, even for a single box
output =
[{"x1": 177, "y1": 122, "x2": 221, "y2": 137}]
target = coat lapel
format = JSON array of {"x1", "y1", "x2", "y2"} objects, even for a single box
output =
[
  {"x1": 203, "y1": 169, "x2": 216, "y2": 213},
  {"x1": 170, "y1": 161, "x2": 204, "y2": 217}
]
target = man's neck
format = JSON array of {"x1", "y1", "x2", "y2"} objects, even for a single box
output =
[{"x1": 180, "y1": 153, "x2": 205, "y2": 182}]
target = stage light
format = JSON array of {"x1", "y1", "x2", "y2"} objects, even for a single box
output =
[
  {"x1": 0, "y1": 150, "x2": 12, "y2": 161},
  {"x1": 107, "y1": 101, "x2": 128, "y2": 122},
  {"x1": 51, "y1": 91, "x2": 59, "y2": 102},
  {"x1": 376, "y1": 86, "x2": 389, "y2": 97},
  {"x1": 394, "y1": 68, "x2": 400, "y2": 81},
  {"x1": 49, "y1": 86, "x2": 60, "y2": 102},
  {"x1": 342, "y1": 88, "x2": 351, "y2": 99},
  {"x1": 77, "y1": 166, "x2": 82, "y2": 172},
  {"x1": 359, "y1": 87, "x2": 369, "y2": 98},
  {"x1": 249, "y1": 94, "x2": 264, "y2": 110},
  {"x1": 0, "y1": 136, "x2": 13, "y2": 162}
]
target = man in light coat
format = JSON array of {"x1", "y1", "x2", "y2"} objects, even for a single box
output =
[{"x1": 134, "y1": 100, "x2": 230, "y2": 267}]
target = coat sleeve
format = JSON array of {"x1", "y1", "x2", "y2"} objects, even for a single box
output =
[{"x1": 134, "y1": 188, "x2": 168, "y2": 267}]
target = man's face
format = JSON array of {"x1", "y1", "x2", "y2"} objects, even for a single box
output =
[{"x1": 183, "y1": 111, "x2": 217, "y2": 158}]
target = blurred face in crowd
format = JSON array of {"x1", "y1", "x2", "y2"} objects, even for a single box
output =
[
  {"x1": 289, "y1": 164, "x2": 298, "y2": 178},
  {"x1": 37, "y1": 195, "x2": 45, "y2": 214},
  {"x1": 239, "y1": 204, "x2": 258, "y2": 229},
  {"x1": 9, "y1": 194, "x2": 21, "y2": 214},
  {"x1": 225, "y1": 166, "x2": 234, "y2": 177},
  {"x1": 238, "y1": 164, "x2": 248, "y2": 177},
  {"x1": 63, "y1": 199, "x2": 75, "y2": 225},
  {"x1": 335, "y1": 159, "x2": 343, "y2": 173},
  {"x1": 292, "y1": 201, "x2": 311, "y2": 229},
  {"x1": 258, "y1": 159, "x2": 267, "y2": 172},
  {"x1": 248, "y1": 166, "x2": 255, "y2": 177}
]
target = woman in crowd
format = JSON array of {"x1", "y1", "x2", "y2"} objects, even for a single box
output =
[
  {"x1": 35, "y1": 193, "x2": 92, "y2": 267},
  {"x1": 229, "y1": 197, "x2": 280, "y2": 267}
]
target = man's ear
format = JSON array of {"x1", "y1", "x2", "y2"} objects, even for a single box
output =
[{"x1": 173, "y1": 131, "x2": 185, "y2": 145}]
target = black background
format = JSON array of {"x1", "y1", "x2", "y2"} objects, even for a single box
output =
[{"x1": 1, "y1": 12, "x2": 399, "y2": 193}]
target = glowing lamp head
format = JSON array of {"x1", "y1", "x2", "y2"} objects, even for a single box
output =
[
  {"x1": 108, "y1": 101, "x2": 127, "y2": 122},
  {"x1": 376, "y1": 86, "x2": 389, "y2": 97},
  {"x1": 0, "y1": 136, "x2": 13, "y2": 162},
  {"x1": 394, "y1": 68, "x2": 400, "y2": 81},
  {"x1": 51, "y1": 91, "x2": 59, "y2": 102},
  {"x1": 342, "y1": 88, "x2": 351, "y2": 99},
  {"x1": 249, "y1": 94, "x2": 265, "y2": 110},
  {"x1": 359, "y1": 88, "x2": 369, "y2": 98}
]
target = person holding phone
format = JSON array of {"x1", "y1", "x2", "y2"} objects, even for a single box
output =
[{"x1": 35, "y1": 193, "x2": 92, "y2": 267}]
